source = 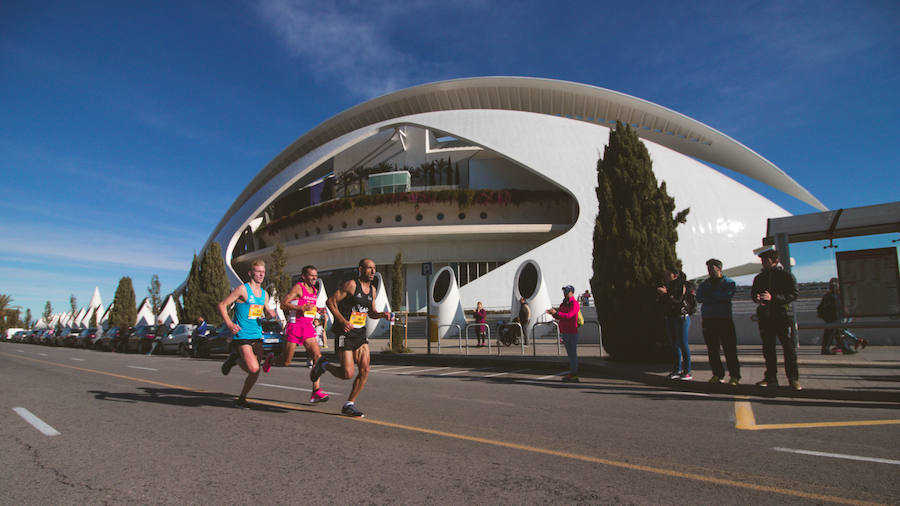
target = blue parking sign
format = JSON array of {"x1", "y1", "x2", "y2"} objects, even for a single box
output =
[{"x1": 421, "y1": 262, "x2": 433, "y2": 276}]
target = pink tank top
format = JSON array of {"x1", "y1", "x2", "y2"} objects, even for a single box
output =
[{"x1": 287, "y1": 283, "x2": 318, "y2": 329}]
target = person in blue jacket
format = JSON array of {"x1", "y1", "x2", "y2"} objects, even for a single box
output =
[{"x1": 696, "y1": 258, "x2": 741, "y2": 385}]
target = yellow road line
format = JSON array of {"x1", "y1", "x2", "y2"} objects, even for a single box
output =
[
  {"x1": 735, "y1": 400, "x2": 900, "y2": 431},
  {"x1": 2, "y1": 352, "x2": 885, "y2": 506}
]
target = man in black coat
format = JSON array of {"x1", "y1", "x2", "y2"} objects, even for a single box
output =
[{"x1": 752, "y1": 247, "x2": 801, "y2": 390}]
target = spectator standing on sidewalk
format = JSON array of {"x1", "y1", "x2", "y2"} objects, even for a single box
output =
[
  {"x1": 547, "y1": 285, "x2": 580, "y2": 382},
  {"x1": 817, "y1": 278, "x2": 842, "y2": 354},
  {"x1": 517, "y1": 296, "x2": 531, "y2": 344},
  {"x1": 474, "y1": 302, "x2": 487, "y2": 347},
  {"x1": 658, "y1": 267, "x2": 692, "y2": 380},
  {"x1": 752, "y1": 246, "x2": 801, "y2": 390},
  {"x1": 696, "y1": 258, "x2": 740, "y2": 385}
]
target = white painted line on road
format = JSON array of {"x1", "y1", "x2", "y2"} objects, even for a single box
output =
[
  {"x1": 70, "y1": 358, "x2": 85, "y2": 361},
  {"x1": 439, "y1": 367, "x2": 494, "y2": 376},
  {"x1": 371, "y1": 366, "x2": 416, "y2": 373},
  {"x1": 13, "y1": 407, "x2": 61, "y2": 437},
  {"x1": 484, "y1": 369, "x2": 531, "y2": 378},
  {"x1": 39, "y1": 353, "x2": 48, "y2": 356},
  {"x1": 128, "y1": 366, "x2": 158, "y2": 371},
  {"x1": 259, "y1": 383, "x2": 340, "y2": 396},
  {"x1": 535, "y1": 372, "x2": 567, "y2": 380},
  {"x1": 772, "y1": 447, "x2": 900, "y2": 466},
  {"x1": 396, "y1": 367, "x2": 448, "y2": 375},
  {"x1": 17, "y1": 349, "x2": 24, "y2": 353}
]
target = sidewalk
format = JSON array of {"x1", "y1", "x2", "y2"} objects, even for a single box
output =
[{"x1": 366, "y1": 336, "x2": 900, "y2": 403}]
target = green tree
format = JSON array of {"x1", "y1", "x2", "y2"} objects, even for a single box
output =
[
  {"x1": 148, "y1": 274, "x2": 162, "y2": 318},
  {"x1": 0, "y1": 294, "x2": 11, "y2": 331},
  {"x1": 109, "y1": 277, "x2": 137, "y2": 329},
  {"x1": 24, "y1": 308, "x2": 32, "y2": 328},
  {"x1": 182, "y1": 253, "x2": 202, "y2": 322},
  {"x1": 390, "y1": 252, "x2": 404, "y2": 310},
  {"x1": 43, "y1": 301, "x2": 52, "y2": 325},
  {"x1": 590, "y1": 122, "x2": 689, "y2": 361},
  {"x1": 198, "y1": 242, "x2": 232, "y2": 325},
  {"x1": 70, "y1": 294, "x2": 77, "y2": 314},
  {"x1": 265, "y1": 242, "x2": 291, "y2": 300}
]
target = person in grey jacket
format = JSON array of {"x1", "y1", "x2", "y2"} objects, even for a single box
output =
[{"x1": 696, "y1": 258, "x2": 740, "y2": 385}]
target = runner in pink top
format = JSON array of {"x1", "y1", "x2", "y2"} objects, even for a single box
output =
[{"x1": 280, "y1": 265, "x2": 329, "y2": 403}]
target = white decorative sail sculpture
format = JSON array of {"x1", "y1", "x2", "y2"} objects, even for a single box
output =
[
  {"x1": 315, "y1": 278, "x2": 334, "y2": 332},
  {"x1": 365, "y1": 272, "x2": 392, "y2": 338},
  {"x1": 511, "y1": 260, "x2": 553, "y2": 340},
  {"x1": 157, "y1": 295, "x2": 180, "y2": 327},
  {"x1": 429, "y1": 266, "x2": 466, "y2": 340},
  {"x1": 135, "y1": 298, "x2": 154, "y2": 326}
]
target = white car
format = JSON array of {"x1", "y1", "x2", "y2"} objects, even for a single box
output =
[
  {"x1": 3, "y1": 328, "x2": 24, "y2": 341},
  {"x1": 153, "y1": 324, "x2": 196, "y2": 356}
]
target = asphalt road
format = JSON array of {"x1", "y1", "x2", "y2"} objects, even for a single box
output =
[{"x1": 2, "y1": 344, "x2": 899, "y2": 504}]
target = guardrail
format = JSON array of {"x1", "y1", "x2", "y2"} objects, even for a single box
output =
[
  {"x1": 496, "y1": 322, "x2": 525, "y2": 356},
  {"x1": 435, "y1": 324, "x2": 462, "y2": 353},
  {"x1": 580, "y1": 320, "x2": 602, "y2": 355},
  {"x1": 463, "y1": 323, "x2": 491, "y2": 355},
  {"x1": 531, "y1": 321, "x2": 560, "y2": 357}
]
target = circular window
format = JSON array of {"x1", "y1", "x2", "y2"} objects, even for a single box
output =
[
  {"x1": 357, "y1": 218, "x2": 363, "y2": 226},
  {"x1": 395, "y1": 215, "x2": 402, "y2": 222},
  {"x1": 437, "y1": 212, "x2": 444, "y2": 221},
  {"x1": 480, "y1": 212, "x2": 487, "y2": 219},
  {"x1": 433, "y1": 270, "x2": 451, "y2": 303},
  {"x1": 375, "y1": 216, "x2": 382, "y2": 223},
  {"x1": 458, "y1": 212, "x2": 466, "y2": 220},
  {"x1": 416, "y1": 214, "x2": 423, "y2": 221},
  {"x1": 341, "y1": 221, "x2": 347, "y2": 229},
  {"x1": 518, "y1": 262, "x2": 539, "y2": 299},
  {"x1": 328, "y1": 224, "x2": 334, "y2": 231}
]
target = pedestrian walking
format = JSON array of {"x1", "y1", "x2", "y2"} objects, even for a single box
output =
[
  {"x1": 696, "y1": 258, "x2": 740, "y2": 385},
  {"x1": 547, "y1": 285, "x2": 580, "y2": 382},
  {"x1": 752, "y1": 246, "x2": 801, "y2": 390}
]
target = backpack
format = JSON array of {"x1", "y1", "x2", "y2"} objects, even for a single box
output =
[
  {"x1": 576, "y1": 310, "x2": 584, "y2": 326},
  {"x1": 817, "y1": 294, "x2": 835, "y2": 321},
  {"x1": 683, "y1": 281, "x2": 698, "y2": 315}
]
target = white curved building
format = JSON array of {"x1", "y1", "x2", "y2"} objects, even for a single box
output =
[{"x1": 204, "y1": 77, "x2": 824, "y2": 311}]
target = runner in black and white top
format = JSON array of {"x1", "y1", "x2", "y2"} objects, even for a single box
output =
[{"x1": 311, "y1": 258, "x2": 390, "y2": 418}]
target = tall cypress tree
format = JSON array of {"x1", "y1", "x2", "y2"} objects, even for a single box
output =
[
  {"x1": 43, "y1": 301, "x2": 52, "y2": 325},
  {"x1": 182, "y1": 253, "x2": 201, "y2": 322},
  {"x1": 266, "y1": 242, "x2": 291, "y2": 300},
  {"x1": 109, "y1": 277, "x2": 137, "y2": 329},
  {"x1": 199, "y1": 242, "x2": 232, "y2": 325},
  {"x1": 590, "y1": 122, "x2": 689, "y2": 360}
]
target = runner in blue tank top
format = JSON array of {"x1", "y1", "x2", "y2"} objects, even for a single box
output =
[
  {"x1": 311, "y1": 258, "x2": 391, "y2": 418},
  {"x1": 217, "y1": 260, "x2": 277, "y2": 409}
]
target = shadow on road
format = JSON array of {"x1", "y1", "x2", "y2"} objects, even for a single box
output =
[{"x1": 88, "y1": 387, "x2": 290, "y2": 413}]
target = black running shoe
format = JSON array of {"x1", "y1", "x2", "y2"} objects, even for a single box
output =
[
  {"x1": 310, "y1": 357, "x2": 329, "y2": 382},
  {"x1": 233, "y1": 397, "x2": 250, "y2": 410},
  {"x1": 341, "y1": 403, "x2": 364, "y2": 418},
  {"x1": 222, "y1": 353, "x2": 238, "y2": 376}
]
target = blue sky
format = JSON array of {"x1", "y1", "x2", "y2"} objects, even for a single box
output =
[{"x1": 2, "y1": 0, "x2": 898, "y2": 321}]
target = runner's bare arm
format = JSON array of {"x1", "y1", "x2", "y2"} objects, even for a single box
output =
[
  {"x1": 264, "y1": 291, "x2": 277, "y2": 319},
  {"x1": 218, "y1": 285, "x2": 247, "y2": 333},
  {"x1": 280, "y1": 283, "x2": 304, "y2": 312},
  {"x1": 327, "y1": 279, "x2": 356, "y2": 332},
  {"x1": 366, "y1": 286, "x2": 389, "y2": 319}
]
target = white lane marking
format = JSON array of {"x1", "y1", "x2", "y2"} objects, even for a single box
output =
[
  {"x1": 439, "y1": 367, "x2": 494, "y2": 376},
  {"x1": 70, "y1": 358, "x2": 85, "y2": 361},
  {"x1": 39, "y1": 353, "x2": 48, "y2": 356},
  {"x1": 772, "y1": 447, "x2": 900, "y2": 466},
  {"x1": 484, "y1": 369, "x2": 531, "y2": 378},
  {"x1": 396, "y1": 367, "x2": 448, "y2": 375},
  {"x1": 258, "y1": 383, "x2": 340, "y2": 396},
  {"x1": 17, "y1": 349, "x2": 25, "y2": 353},
  {"x1": 535, "y1": 372, "x2": 567, "y2": 380},
  {"x1": 371, "y1": 366, "x2": 416, "y2": 373},
  {"x1": 13, "y1": 407, "x2": 61, "y2": 437},
  {"x1": 128, "y1": 366, "x2": 158, "y2": 371}
]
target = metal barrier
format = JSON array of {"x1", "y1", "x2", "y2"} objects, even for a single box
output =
[
  {"x1": 496, "y1": 322, "x2": 525, "y2": 356},
  {"x1": 435, "y1": 324, "x2": 462, "y2": 353},
  {"x1": 531, "y1": 321, "x2": 561, "y2": 357},
  {"x1": 580, "y1": 321, "x2": 602, "y2": 356},
  {"x1": 463, "y1": 323, "x2": 492, "y2": 355}
]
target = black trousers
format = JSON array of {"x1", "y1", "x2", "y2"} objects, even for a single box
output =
[
  {"x1": 759, "y1": 316, "x2": 798, "y2": 383},
  {"x1": 701, "y1": 317, "x2": 740, "y2": 379}
]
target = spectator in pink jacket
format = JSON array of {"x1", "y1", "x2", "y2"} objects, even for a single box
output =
[
  {"x1": 547, "y1": 285, "x2": 581, "y2": 382},
  {"x1": 474, "y1": 301, "x2": 487, "y2": 347}
]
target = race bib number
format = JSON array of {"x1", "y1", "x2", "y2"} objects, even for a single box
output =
[
  {"x1": 248, "y1": 304, "x2": 264, "y2": 319},
  {"x1": 303, "y1": 309, "x2": 318, "y2": 319},
  {"x1": 349, "y1": 311, "x2": 367, "y2": 328}
]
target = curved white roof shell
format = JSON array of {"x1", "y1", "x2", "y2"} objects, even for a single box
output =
[{"x1": 210, "y1": 76, "x2": 824, "y2": 244}]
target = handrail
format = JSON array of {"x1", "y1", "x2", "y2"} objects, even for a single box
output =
[
  {"x1": 463, "y1": 323, "x2": 492, "y2": 355},
  {"x1": 580, "y1": 320, "x2": 602, "y2": 356},
  {"x1": 436, "y1": 324, "x2": 462, "y2": 353},
  {"x1": 497, "y1": 322, "x2": 525, "y2": 356},
  {"x1": 531, "y1": 321, "x2": 560, "y2": 357}
]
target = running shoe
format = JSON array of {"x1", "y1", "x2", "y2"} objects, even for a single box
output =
[
  {"x1": 341, "y1": 403, "x2": 364, "y2": 418},
  {"x1": 262, "y1": 352, "x2": 275, "y2": 373},
  {"x1": 755, "y1": 379, "x2": 778, "y2": 387},
  {"x1": 679, "y1": 373, "x2": 693, "y2": 381},
  {"x1": 727, "y1": 376, "x2": 740, "y2": 386},
  {"x1": 789, "y1": 380, "x2": 803, "y2": 391},
  {"x1": 221, "y1": 352, "x2": 238, "y2": 376},
  {"x1": 708, "y1": 375, "x2": 723, "y2": 384},
  {"x1": 561, "y1": 374, "x2": 580, "y2": 383},
  {"x1": 310, "y1": 389, "x2": 330, "y2": 404},
  {"x1": 233, "y1": 397, "x2": 250, "y2": 410},
  {"x1": 667, "y1": 372, "x2": 680, "y2": 380},
  {"x1": 310, "y1": 357, "x2": 329, "y2": 382}
]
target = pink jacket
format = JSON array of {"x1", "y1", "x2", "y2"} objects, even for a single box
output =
[{"x1": 552, "y1": 296, "x2": 580, "y2": 334}]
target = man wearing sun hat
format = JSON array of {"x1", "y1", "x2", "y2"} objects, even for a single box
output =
[{"x1": 751, "y1": 245, "x2": 801, "y2": 390}]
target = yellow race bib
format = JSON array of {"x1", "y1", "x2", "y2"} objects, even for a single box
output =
[
  {"x1": 349, "y1": 311, "x2": 367, "y2": 328},
  {"x1": 303, "y1": 309, "x2": 318, "y2": 319},
  {"x1": 248, "y1": 304, "x2": 263, "y2": 319}
]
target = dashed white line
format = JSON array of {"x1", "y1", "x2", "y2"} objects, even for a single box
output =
[
  {"x1": 38, "y1": 353, "x2": 48, "y2": 356},
  {"x1": 396, "y1": 367, "x2": 448, "y2": 375},
  {"x1": 438, "y1": 367, "x2": 494, "y2": 376},
  {"x1": 13, "y1": 407, "x2": 61, "y2": 436},
  {"x1": 128, "y1": 366, "x2": 158, "y2": 371},
  {"x1": 773, "y1": 447, "x2": 900, "y2": 466},
  {"x1": 70, "y1": 358, "x2": 85, "y2": 361},
  {"x1": 371, "y1": 366, "x2": 416, "y2": 373},
  {"x1": 484, "y1": 369, "x2": 531, "y2": 378},
  {"x1": 17, "y1": 349, "x2": 24, "y2": 353}
]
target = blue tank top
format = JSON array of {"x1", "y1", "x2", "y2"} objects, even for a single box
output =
[{"x1": 234, "y1": 283, "x2": 266, "y2": 340}]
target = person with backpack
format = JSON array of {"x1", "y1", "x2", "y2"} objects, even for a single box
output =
[
  {"x1": 547, "y1": 285, "x2": 581, "y2": 382},
  {"x1": 817, "y1": 278, "x2": 842, "y2": 354},
  {"x1": 657, "y1": 267, "x2": 692, "y2": 380},
  {"x1": 696, "y1": 258, "x2": 741, "y2": 385}
]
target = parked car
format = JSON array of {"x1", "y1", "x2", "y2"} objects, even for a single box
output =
[
  {"x1": 39, "y1": 330, "x2": 55, "y2": 345},
  {"x1": 95, "y1": 326, "x2": 124, "y2": 351},
  {"x1": 153, "y1": 323, "x2": 196, "y2": 356},
  {"x1": 76, "y1": 328, "x2": 99, "y2": 348},
  {"x1": 195, "y1": 321, "x2": 283, "y2": 358},
  {"x1": 11, "y1": 330, "x2": 28, "y2": 343},
  {"x1": 61, "y1": 328, "x2": 81, "y2": 347},
  {"x1": 127, "y1": 325, "x2": 158, "y2": 354},
  {"x1": 3, "y1": 327, "x2": 24, "y2": 341}
]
